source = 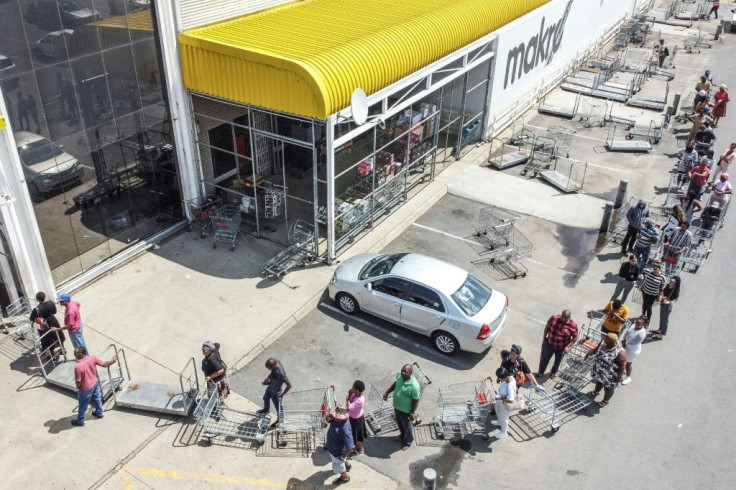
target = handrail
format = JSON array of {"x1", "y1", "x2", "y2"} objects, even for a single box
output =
[
  {"x1": 179, "y1": 357, "x2": 200, "y2": 398},
  {"x1": 33, "y1": 328, "x2": 67, "y2": 379}
]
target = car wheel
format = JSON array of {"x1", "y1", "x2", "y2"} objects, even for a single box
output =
[
  {"x1": 432, "y1": 331, "x2": 459, "y2": 355},
  {"x1": 336, "y1": 293, "x2": 359, "y2": 315}
]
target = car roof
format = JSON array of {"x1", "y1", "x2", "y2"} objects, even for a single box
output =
[
  {"x1": 390, "y1": 253, "x2": 468, "y2": 296},
  {"x1": 14, "y1": 131, "x2": 47, "y2": 146}
]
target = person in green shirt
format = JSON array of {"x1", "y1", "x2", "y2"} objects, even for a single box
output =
[{"x1": 383, "y1": 364, "x2": 420, "y2": 450}]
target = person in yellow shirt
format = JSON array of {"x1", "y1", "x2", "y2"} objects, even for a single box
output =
[{"x1": 602, "y1": 299, "x2": 629, "y2": 335}]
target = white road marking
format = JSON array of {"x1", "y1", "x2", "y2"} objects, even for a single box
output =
[{"x1": 410, "y1": 222, "x2": 582, "y2": 277}]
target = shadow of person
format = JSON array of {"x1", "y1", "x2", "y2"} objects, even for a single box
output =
[
  {"x1": 286, "y1": 470, "x2": 334, "y2": 489},
  {"x1": 310, "y1": 446, "x2": 331, "y2": 466},
  {"x1": 44, "y1": 417, "x2": 78, "y2": 434}
]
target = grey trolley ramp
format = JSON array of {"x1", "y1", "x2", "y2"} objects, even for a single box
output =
[
  {"x1": 537, "y1": 93, "x2": 580, "y2": 119},
  {"x1": 263, "y1": 220, "x2": 316, "y2": 277},
  {"x1": 365, "y1": 362, "x2": 431, "y2": 435},
  {"x1": 487, "y1": 137, "x2": 531, "y2": 170},
  {"x1": 606, "y1": 124, "x2": 651, "y2": 152},
  {"x1": 34, "y1": 331, "x2": 125, "y2": 401},
  {"x1": 433, "y1": 377, "x2": 493, "y2": 440},
  {"x1": 114, "y1": 357, "x2": 200, "y2": 416},
  {"x1": 540, "y1": 160, "x2": 587, "y2": 193}
]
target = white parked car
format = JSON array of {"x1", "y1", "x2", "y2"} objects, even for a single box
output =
[
  {"x1": 32, "y1": 30, "x2": 74, "y2": 60},
  {"x1": 14, "y1": 131, "x2": 82, "y2": 194},
  {"x1": 328, "y1": 252, "x2": 508, "y2": 354}
]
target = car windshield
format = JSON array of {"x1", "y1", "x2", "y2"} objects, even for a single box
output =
[
  {"x1": 358, "y1": 253, "x2": 408, "y2": 280},
  {"x1": 18, "y1": 140, "x2": 64, "y2": 166},
  {"x1": 451, "y1": 274, "x2": 492, "y2": 317}
]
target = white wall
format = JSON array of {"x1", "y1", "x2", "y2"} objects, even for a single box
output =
[
  {"x1": 488, "y1": 0, "x2": 637, "y2": 117},
  {"x1": 176, "y1": 0, "x2": 296, "y2": 30}
]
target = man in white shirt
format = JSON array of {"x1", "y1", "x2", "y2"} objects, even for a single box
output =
[{"x1": 709, "y1": 173, "x2": 732, "y2": 206}]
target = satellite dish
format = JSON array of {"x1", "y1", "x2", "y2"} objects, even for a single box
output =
[{"x1": 350, "y1": 88, "x2": 369, "y2": 126}]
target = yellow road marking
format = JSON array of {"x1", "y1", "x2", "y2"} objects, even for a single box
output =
[{"x1": 131, "y1": 467, "x2": 301, "y2": 488}]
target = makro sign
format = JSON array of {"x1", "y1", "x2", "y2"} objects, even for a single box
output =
[{"x1": 503, "y1": 0, "x2": 573, "y2": 89}]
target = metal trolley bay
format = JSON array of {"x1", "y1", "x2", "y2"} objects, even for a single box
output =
[
  {"x1": 194, "y1": 388, "x2": 271, "y2": 447},
  {"x1": 433, "y1": 377, "x2": 493, "y2": 440},
  {"x1": 365, "y1": 363, "x2": 431, "y2": 435},
  {"x1": 263, "y1": 220, "x2": 317, "y2": 277},
  {"x1": 523, "y1": 386, "x2": 592, "y2": 433},
  {"x1": 276, "y1": 385, "x2": 334, "y2": 452}
]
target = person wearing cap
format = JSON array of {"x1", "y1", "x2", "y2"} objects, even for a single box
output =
[
  {"x1": 654, "y1": 38, "x2": 668, "y2": 68},
  {"x1": 257, "y1": 358, "x2": 292, "y2": 420},
  {"x1": 383, "y1": 364, "x2": 420, "y2": 450},
  {"x1": 621, "y1": 317, "x2": 647, "y2": 385},
  {"x1": 29, "y1": 291, "x2": 65, "y2": 359},
  {"x1": 51, "y1": 293, "x2": 86, "y2": 355},
  {"x1": 701, "y1": 201, "x2": 722, "y2": 231},
  {"x1": 346, "y1": 380, "x2": 366, "y2": 454},
  {"x1": 709, "y1": 173, "x2": 732, "y2": 207},
  {"x1": 711, "y1": 142, "x2": 735, "y2": 182},
  {"x1": 536, "y1": 310, "x2": 578, "y2": 378},
  {"x1": 632, "y1": 218, "x2": 660, "y2": 268},
  {"x1": 71, "y1": 347, "x2": 117, "y2": 426},
  {"x1": 201, "y1": 341, "x2": 230, "y2": 405},
  {"x1": 325, "y1": 404, "x2": 354, "y2": 485},
  {"x1": 584, "y1": 333, "x2": 626, "y2": 408},
  {"x1": 500, "y1": 345, "x2": 544, "y2": 391},
  {"x1": 621, "y1": 198, "x2": 650, "y2": 255},
  {"x1": 491, "y1": 367, "x2": 517, "y2": 439},
  {"x1": 601, "y1": 299, "x2": 629, "y2": 336},
  {"x1": 639, "y1": 262, "x2": 667, "y2": 322}
]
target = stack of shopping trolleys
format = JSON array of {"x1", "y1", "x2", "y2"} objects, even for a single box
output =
[{"x1": 467, "y1": 205, "x2": 533, "y2": 279}]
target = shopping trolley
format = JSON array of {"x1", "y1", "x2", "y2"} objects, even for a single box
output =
[
  {"x1": 485, "y1": 227, "x2": 533, "y2": 279},
  {"x1": 580, "y1": 98, "x2": 607, "y2": 128},
  {"x1": 469, "y1": 206, "x2": 519, "y2": 253},
  {"x1": 263, "y1": 221, "x2": 316, "y2": 277},
  {"x1": 184, "y1": 196, "x2": 221, "y2": 238},
  {"x1": 589, "y1": 310, "x2": 632, "y2": 341},
  {"x1": 681, "y1": 229, "x2": 712, "y2": 273},
  {"x1": 521, "y1": 137, "x2": 556, "y2": 177},
  {"x1": 523, "y1": 386, "x2": 592, "y2": 433},
  {"x1": 365, "y1": 363, "x2": 431, "y2": 435},
  {"x1": 433, "y1": 377, "x2": 494, "y2": 440},
  {"x1": 546, "y1": 126, "x2": 576, "y2": 158},
  {"x1": 276, "y1": 385, "x2": 333, "y2": 451},
  {"x1": 1, "y1": 296, "x2": 31, "y2": 338},
  {"x1": 555, "y1": 325, "x2": 602, "y2": 390},
  {"x1": 194, "y1": 387, "x2": 271, "y2": 446},
  {"x1": 211, "y1": 205, "x2": 242, "y2": 250}
]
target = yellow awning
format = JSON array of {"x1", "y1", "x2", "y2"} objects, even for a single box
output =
[{"x1": 179, "y1": 0, "x2": 551, "y2": 120}]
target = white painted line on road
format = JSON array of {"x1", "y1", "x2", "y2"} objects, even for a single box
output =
[
  {"x1": 410, "y1": 222, "x2": 582, "y2": 277},
  {"x1": 319, "y1": 302, "x2": 466, "y2": 369}
]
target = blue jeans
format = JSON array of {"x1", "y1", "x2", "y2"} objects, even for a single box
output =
[
  {"x1": 77, "y1": 384, "x2": 103, "y2": 423},
  {"x1": 69, "y1": 328, "x2": 87, "y2": 354},
  {"x1": 262, "y1": 388, "x2": 281, "y2": 414},
  {"x1": 633, "y1": 243, "x2": 652, "y2": 268}
]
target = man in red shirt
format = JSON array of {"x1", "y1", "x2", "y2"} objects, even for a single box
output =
[
  {"x1": 52, "y1": 293, "x2": 87, "y2": 355},
  {"x1": 71, "y1": 347, "x2": 117, "y2": 427},
  {"x1": 536, "y1": 310, "x2": 579, "y2": 378},
  {"x1": 688, "y1": 159, "x2": 711, "y2": 199}
]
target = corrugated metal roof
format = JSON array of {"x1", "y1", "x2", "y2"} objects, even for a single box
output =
[
  {"x1": 178, "y1": 0, "x2": 295, "y2": 30},
  {"x1": 179, "y1": 0, "x2": 551, "y2": 119}
]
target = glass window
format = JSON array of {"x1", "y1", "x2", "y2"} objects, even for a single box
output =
[
  {"x1": 359, "y1": 253, "x2": 408, "y2": 280},
  {"x1": 451, "y1": 274, "x2": 492, "y2": 317},
  {"x1": 406, "y1": 283, "x2": 444, "y2": 312},
  {"x1": 372, "y1": 277, "x2": 409, "y2": 299}
]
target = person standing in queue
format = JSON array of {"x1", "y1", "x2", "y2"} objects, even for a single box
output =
[
  {"x1": 257, "y1": 358, "x2": 292, "y2": 426},
  {"x1": 346, "y1": 380, "x2": 366, "y2": 455},
  {"x1": 500, "y1": 344, "x2": 545, "y2": 392},
  {"x1": 71, "y1": 347, "x2": 117, "y2": 427},
  {"x1": 201, "y1": 341, "x2": 230, "y2": 406},
  {"x1": 383, "y1": 364, "x2": 420, "y2": 451}
]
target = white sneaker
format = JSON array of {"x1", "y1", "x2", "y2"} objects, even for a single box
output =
[
  {"x1": 621, "y1": 377, "x2": 632, "y2": 385},
  {"x1": 494, "y1": 431, "x2": 508, "y2": 439},
  {"x1": 490, "y1": 420, "x2": 500, "y2": 426}
]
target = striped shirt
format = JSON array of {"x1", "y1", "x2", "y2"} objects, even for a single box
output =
[
  {"x1": 641, "y1": 273, "x2": 667, "y2": 296},
  {"x1": 668, "y1": 229, "x2": 693, "y2": 251}
]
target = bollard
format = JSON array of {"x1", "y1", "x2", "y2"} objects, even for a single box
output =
[
  {"x1": 614, "y1": 180, "x2": 628, "y2": 209},
  {"x1": 714, "y1": 23, "x2": 723, "y2": 41},
  {"x1": 600, "y1": 201, "x2": 615, "y2": 234},
  {"x1": 671, "y1": 93, "x2": 681, "y2": 116},
  {"x1": 423, "y1": 468, "x2": 437, "y2": 490}
]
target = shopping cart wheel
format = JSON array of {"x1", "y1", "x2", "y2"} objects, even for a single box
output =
[
  {"x1": 230, "y1": 244, "x2": 235, "y2": 251},
  {"x1": 551, "y1": 427, "x2": 559, "y2": 433},
  {"x1": 483, "y1": 434, "x2": 490, "y2": 441},
  {"x1": 213, "y1": 243, "x2": 217, "y2": 248},
  {"x1": 520, "y1": 169, "x2": 528, "y2": 176}
]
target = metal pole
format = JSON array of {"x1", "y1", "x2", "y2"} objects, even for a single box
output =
[
  {"x1": 615, "y1": 180, "x2": 628, "y2": 208},
  {"x1": 671, "y1": 93, "x2": 681, "y2": 116},
  {"x1": 423, "y1": 468, "x2": 437, "y2": 490},
  {"x1": 326, "y1": 115, "x2": 336, "y2": 264},
  {"x1": 600, "y1": 201, "x2": 615, "y2": 234}
]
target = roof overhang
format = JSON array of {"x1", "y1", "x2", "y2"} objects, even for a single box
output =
[{"x1": 178, "y1": 0, "x2": 551, "y2": 120}]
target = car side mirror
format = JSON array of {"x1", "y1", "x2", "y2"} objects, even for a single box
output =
[{"x1": 365, "y1": 283, "x2": 372, "y2": 292}]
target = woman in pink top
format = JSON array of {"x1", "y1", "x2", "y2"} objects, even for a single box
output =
[
  {"x1": 713, "y1": 84, "x2": 730, "y2": 127},
  {"x1": 711, "y1": 142, "x2": 736, "y2": 182},
  {"x1": 346, "y1": 380, "x2": 366, "y2": 454}
]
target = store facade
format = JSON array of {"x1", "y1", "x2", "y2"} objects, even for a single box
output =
[
  {"x1": 178, "y1": 0, "x2": 550, "y2": 261},
  {"x1": 0, "y1": 0, "x2": 183, "y2": 305}
]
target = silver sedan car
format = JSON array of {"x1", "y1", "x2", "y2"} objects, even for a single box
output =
[{"x1": 328, "y1": 252, "x2": 508, "y2": 355}]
